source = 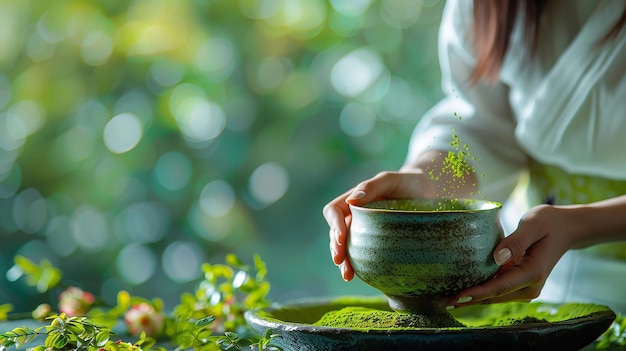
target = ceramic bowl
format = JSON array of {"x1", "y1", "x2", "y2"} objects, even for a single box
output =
[{"x1": 348, "y1": 198, "x2": 504, "y2": 315}]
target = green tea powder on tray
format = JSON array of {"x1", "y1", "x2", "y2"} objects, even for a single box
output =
[{"x1": 313, "y1": 307, "x2": 464, "y2": 330}]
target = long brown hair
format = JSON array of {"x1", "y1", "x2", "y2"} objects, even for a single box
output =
[{"x1": 470, "y1": 0, "x2": 626, "y2": 83}]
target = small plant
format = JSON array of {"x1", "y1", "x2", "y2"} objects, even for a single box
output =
[
  {"x1": 5, "y1": 256, "x2": 62, "y2": 294},
  {"x1": 1, "y1": 254, "x2": 281, "y2": 351},
  {"x1": 596, "y1": 313, "x2": 626, "y2": 350},
  {"x1": 0, "y1": 313, "x2": 160, "y2": 351}
]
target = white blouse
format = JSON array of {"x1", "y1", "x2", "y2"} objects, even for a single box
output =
[
  {"x1": 406, "y1": 0, "x2": 626, "y2": 205},
  {"x1": 405, "y1": 0, "x2": 626, "y2": 313}
]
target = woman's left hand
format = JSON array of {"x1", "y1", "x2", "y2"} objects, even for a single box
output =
[{"x1": 445, "y1": 204, "x2": 582, "y2": 308}]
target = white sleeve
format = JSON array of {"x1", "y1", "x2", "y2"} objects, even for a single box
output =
[{"x1": 405, "y1": 0, "x2": 528, "y2": 204}]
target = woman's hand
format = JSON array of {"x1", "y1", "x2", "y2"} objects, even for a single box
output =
[
  {"x1": 322, "y1": 170, "x2": 436, "y2": 281},
  {"x1": 445, "y1": 204, "x2": 586, "y2": 308},
  {"x1": 323, "y1": 149, "x2": 482, "y2": 281},
  {"x1": 447, "y1": 195, "x2": 626, "y2": 308}
]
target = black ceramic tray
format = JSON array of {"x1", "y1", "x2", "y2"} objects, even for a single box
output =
[{"x1": 244, "y1": 296, "x2": 616, "y2": 351}]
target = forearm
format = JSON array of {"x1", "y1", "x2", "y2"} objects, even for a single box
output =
[
  {"x1": 400, "y1": 149, "x2": 480, "y2": 200},
  {"x1": 568, "y1": 195, "x2": 626, "y2": 249}
]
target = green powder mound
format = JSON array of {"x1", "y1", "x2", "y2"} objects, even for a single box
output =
[
  {"x1": 455, "y1": 301, "x2": 612, "y2": 328},
  {"x1": 312, "y1": 307, "x2": 465, "y2": 330}
]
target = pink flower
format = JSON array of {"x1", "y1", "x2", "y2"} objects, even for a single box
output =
[
  {"x1": 124, "y1": 302, "x2": 164, "y2": 336},
  {"x1": 58, "y1": 287, "x2": 95, "y2": 316}
]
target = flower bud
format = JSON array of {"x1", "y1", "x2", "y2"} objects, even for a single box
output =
[
  {"x1": 124, "y1": 302, "x2": 164, "y2": 336},
  {"x1": 58, "y1": 287, "x2": 95, "y2": 317}
]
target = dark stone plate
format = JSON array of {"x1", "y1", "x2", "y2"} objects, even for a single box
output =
[{"x1": 244, "y1": 296, "x2": 616, "y2": 351}]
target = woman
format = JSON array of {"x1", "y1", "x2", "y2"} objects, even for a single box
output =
[{"x1": 323, "y1": 0, "x2": 626, "y2": 313}]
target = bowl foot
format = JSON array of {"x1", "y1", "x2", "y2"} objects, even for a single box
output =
[{"x1": 387, "y1": 295, "x2": 463, "y2": 327}]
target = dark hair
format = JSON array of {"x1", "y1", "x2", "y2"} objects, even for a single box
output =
[{"x1": 470, "y1": 0, "x2": 626, "y2": 83}]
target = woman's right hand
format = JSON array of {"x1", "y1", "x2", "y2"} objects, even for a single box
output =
[{"x1": 322, "y1": 169, "x2": 437, "y2": 281}]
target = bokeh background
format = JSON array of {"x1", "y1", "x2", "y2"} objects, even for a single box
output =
[{"x1": 0, "y1": 0, "x2": 445, "y2": 313}]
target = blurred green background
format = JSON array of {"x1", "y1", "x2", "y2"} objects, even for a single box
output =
[{"x1": 0, "y1": 0, "x2": 444, "y2": 312}]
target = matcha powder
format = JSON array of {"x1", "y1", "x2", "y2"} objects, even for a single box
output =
[{"x1": 313, "y1": 307, "x2": 464, "y2": 330}]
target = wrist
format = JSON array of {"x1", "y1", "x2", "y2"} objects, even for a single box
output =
[
  {"x1": 556, "y1": 205, "x2": 596, "y2": 249},
  {"x1": 560, "y1": 203, "x2": 624, "y2": 249},
  {"x1": 397, "y1": 166, "x2": 438, "y2": 199}
]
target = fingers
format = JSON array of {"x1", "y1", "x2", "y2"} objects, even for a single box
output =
[
  {"x1": 339, "y1": 260, "x2": 354, "y2": 281},
  {"x1": 323, "y1": 189, "x2": 356, "y2": 281},
  {"x1": 491, "y1": 206, "x2": 553, "y2": 266},
  {"x1": 446, "y1": 217, "x2": 557, "y2": 308},
  {"x1": 345, "y1": 171, "x2": 434, "y2": 206},
  {"x1": 323, "y1": 189, "x2": 353, "y2": 245},
  {"x1": 445, "y1": 264, "x2": 543, "y2": 308},
  {"x1": 327, "y1": 227, "x2": 355, "y2": 281},
  {"x1": 323, "y1": 171, "x2": 433, "y2": 282},
  {"x1": 345, "y1": 173, "x2": 392, "y2": 205},
  {"x1": 492, "y1": 230, "x2": 536, "y2": 266}
]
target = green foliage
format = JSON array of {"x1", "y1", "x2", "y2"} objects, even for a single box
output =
[
  {"x1": 1, "y1": 254, "x2": 280, "y2": 351},
  {"x1": 254, "y1": 329, "x2": 282, "y2": 351},
  {"x1": 6, "y1": 256, "x2": 62, "y2": 293},
  {"x1": 0, "y1": 313, "x2": 160, "y2": 351},
  {"x1": 596, "y1": 314, "x2": 626, "y2": 350},
  {"x1": 169, "y1": 253, "x2": 273, "y2": 350},
  {"x1": 0, "y1": 305, "x2": 12, "y2": 322},
  {"x1": 89, "y1": 291, "x2": 165, "y2": 330}
]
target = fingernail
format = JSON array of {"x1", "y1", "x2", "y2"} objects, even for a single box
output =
[
  {"x1": 347, "y1": 190, "x2": 365, "y2": 200},
  {"x1": 445, "y1": 305, "x2": 455, "y2": 310},
  {"x1": 339, "y1": 264, "x2": 348, "y2": 281},
  {"x1": 494, "y1": 248, "x2": 512, "y2": 265},
  {"x1": 457, "y1": 296, "x2": 473, "y2": 304},
  {"x1": 333, "y1": 228, "x2": 342, "y2": 246},
  {"x1": 330, "y1": 247, "x2": 338, "y2": 261}
]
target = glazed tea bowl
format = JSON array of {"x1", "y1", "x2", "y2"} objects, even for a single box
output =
[{"x1": 348, "y1": 198, "x2": 504, "y2": 322}]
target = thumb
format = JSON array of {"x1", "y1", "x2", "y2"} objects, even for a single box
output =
[
  {"x1": 345, "y1": 188, "x2": 372, "y2": 206},
  {"x1": 344, "y1": 171, "x2": 410, "y2": 206},
  {"x1": 493, "y1": 229, "x2": 534, "y2": 266}
]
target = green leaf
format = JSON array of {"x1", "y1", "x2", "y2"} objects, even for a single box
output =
[
  {"x1": 226, "y1": 254, "x2": 246, "y2": 268},
  {"x1": 44, "y1": 333, "x2": 58, "y2": 348},
  {"x1": 14, "y1": 336, "x2": 28, "y2": 349},
  {"x1": 11, "y1": 327, "x2": 27, "y2": 335},
  {"x1": 117, "y1": 290, "x2": 132, "y2": 310},
  {"x1": 95, "y1": 330, "x2": 110, "y2": 347},
  {"x1": 195, "y1": 316, "x2": 216, "y2": 327},
  {"x1": 52, "y1": 335, "x2": 69, "y2": 349},
  {"x1": 223, "y1": 331, "x2": 239, "y2": 340},
  {"x1": 235, "y1": 338, "x2": 253, "y2": 346},
  {"x1": 36, "y1": 260, "x2": 62, "y2": 293},
  {"x1": 66, "y1": 321, "x2": 86, "y2": 335},
  {"x1": 208, "y1": 264, "x2": 234, "y2": 280},
  {"x1": 138, "y1": 334, "x2": 157, "y2": 350},
  {"x1": 253, "y1": 254, "x2": 267, "y2": 280},
  {"x1": 14, "y1": 256, "x2": 39, "y2": 275},
  {"x1": 173, "y1": 332, "x2": 195, "y2": 349},
  {"x1": 152, "y1": 297, "x2": 164, "y2": 312},
  {"x1": 263, "y1": 329, "x2": 279, "y2": 340},
  {"x1": 11, "y1": 256, "x2": 62, "y2": 293},
  {"x1": 0, "y1": 304, "x2": 13, "y2": 320}
]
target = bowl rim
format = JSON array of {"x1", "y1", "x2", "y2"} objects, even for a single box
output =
[{"x1": 349, "y1": 198, "x2": 502, "y2": 214}]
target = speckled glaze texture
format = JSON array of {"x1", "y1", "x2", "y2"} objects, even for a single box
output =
[{"x1": 348, "y1": 199, "x2": 504, "y2": 301}]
